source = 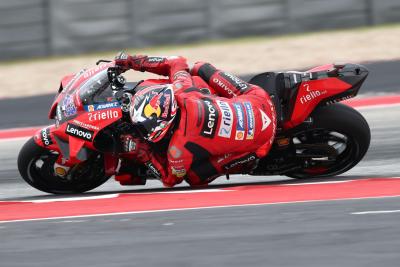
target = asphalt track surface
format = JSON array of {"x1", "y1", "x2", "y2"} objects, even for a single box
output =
[{"x1": 0, "y1": 60, "x2": 399, "y2": 266}]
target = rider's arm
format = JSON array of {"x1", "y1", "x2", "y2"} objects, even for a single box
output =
[
  {"x1": 191, "y1": 62, "x2": 268, "y2": 99},
  {"x1": 115, "y1": 52, "x2": 194, "y2": 93}
]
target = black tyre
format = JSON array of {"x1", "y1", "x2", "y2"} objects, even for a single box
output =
[
  {"x1": 286, "y1": 103, "x2": 370, "y2": 179},
  {"x1": 18, "y1": 137, "x2": 110, "y2": 194}
]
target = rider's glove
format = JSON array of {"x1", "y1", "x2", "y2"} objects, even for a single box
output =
[
  {"x1": 120, "y1": 135, "x2": 153, "y2": 162},
  {"x1": 115, "y1": 51, "x2": 147, "y2": 72},
  {"x1": 115, "y1": 52, "x2": 189, "y2": 77}
]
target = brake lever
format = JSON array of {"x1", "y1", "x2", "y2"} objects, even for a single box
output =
[{"x1": 96, "y1": 59, "x2": 112, "y2": 65}]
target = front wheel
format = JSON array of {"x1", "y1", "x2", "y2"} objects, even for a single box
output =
[
  {"x1": 286, "y1": 103, "x2": 371, "y2": 179},
  {"x1": 18, "y1": 137, "x2": 111, "y2": 194}
]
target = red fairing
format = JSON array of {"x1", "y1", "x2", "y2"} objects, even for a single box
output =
[
  {"x1": 33, "y1": 125, "x2": 60, "y2": 152},
  {"x1": 42, "y1": 61, "x2": 123, "y2": 164},
  {"x1": 48, "y1": 74, "x2": 75, "y2": 119},
  {"x1": 285, "y1": 77, "x2": 352, "y2": 128},
  {"x1": 48, "y1": 63, "x2": 115, "y2": 119}
]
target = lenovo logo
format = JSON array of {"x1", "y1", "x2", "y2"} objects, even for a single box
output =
[
  {"x1": 65, "y1": 123, "x2": 94, "y2": 141},
  {"x1": 200, "y1": 98, "x2": 219, "y2": 138}
]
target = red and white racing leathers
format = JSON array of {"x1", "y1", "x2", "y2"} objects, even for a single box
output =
[{"x1": 115, "y1": 55, "x2": 277, "y2": 187}]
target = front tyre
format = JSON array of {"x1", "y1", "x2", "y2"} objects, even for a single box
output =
[
  {"x1": 18, "y1": 137, "x2": 110, "y2": 194},
  {"x1": 286, "y1": 103, "x2": 371, "y2": 179}
]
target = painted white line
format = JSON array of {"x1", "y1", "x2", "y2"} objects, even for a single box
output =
[
  {"x1": 284, "y1": 177, "x2": 400, "y2": 186},
  {"x1": 351, "y1": 210, "x2": 400, "y2": 215},
  {"x1": 354, "y1": 103, "x2": 400, "y2": 110},
  {"x1": 17, "y1": 194, "x2": 120, "y2": 203},
  {"x1": 2, "y1": 194, "x2": 400, "y2": 224},
  {"x1": 52, "y1": 220, "x2": 88, "y2": 223},
  {"x1": 128, "y1": 189, "x2": 234, "y2": 195},
  {"x1": 0, "y1": 136, "x2": 30, "y2": 142},
  {"x1": 283, "y1": 180, "x2": 355, "y2": 186},
  {"x1": 0, "y1": 126, "x2": 45, "y2": 132}
]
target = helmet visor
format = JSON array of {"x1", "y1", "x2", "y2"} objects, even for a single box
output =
[{"x1": 134, "y1": 114, "x2": 158, "y2": 139}]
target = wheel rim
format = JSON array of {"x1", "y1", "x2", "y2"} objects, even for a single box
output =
[
  {"x1": 292, "y1": 128, "x2": 359, "y2": 177},
  {"x1": 27, "y1": 150, "x2": 107, "y2": 193}
]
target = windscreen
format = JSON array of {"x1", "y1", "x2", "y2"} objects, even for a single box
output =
[
  {"x1": 55, "y1": 68, "x2": 117, "y2": 126},
  {"x1": 78, "y1": 69, "x2": 115, "y2": 105}
]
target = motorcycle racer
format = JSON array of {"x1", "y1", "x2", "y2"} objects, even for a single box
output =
[{"x1": 115, "y1": 53, "x2": 277, "y2": 187}]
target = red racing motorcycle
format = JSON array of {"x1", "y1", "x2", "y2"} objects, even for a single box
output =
[{"x1": 18, "y1": 60, "x2": 370, "y2": 194}]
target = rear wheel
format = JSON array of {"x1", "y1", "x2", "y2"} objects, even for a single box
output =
[
  {"x1": 18, "y1": 137, "x2": 110, "y2": 194},
  {"x1": 286, "y1": 103, "x2": 370, "y2": 179}
]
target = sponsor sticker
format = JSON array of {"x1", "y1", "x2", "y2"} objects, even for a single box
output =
[
  {"x1": 216, "y1": 153, "x2": 232, "y2": 163},
  {"x1": 55, "y1": 105, "x2": 62, "y2": 127},
  {"x1": 220, "y1": 72, "x2": 249, "y2": 92},
  {"x1": 146, "y1": 57, "x2": 165, "y2": 63},
  {"x1": 212, "y1": 77, "x2": 236, "y2": 96},
  {"x1": 84, "y1": 101, "x2": 120, "y2": 112},
  {"x1": 243, "y1": 102, "x2": 255, "y2": 139},
  {"x1": 40, "y1": 128, "x2": 53, "y2": 146},
  {"x1": 65, "y1": 123, "x2": 94, "y2": 141},
  {"x1": 259, "y1": 109, "x2": 271, "y2": 131},
  {"x1": 216, "y1": 100, "x2": 233, "y2": 138},
  {"x1": 72, "y1": 120, "x2": 100, "y2": 131},
  {"x1": 299, "y1": 83, "x2": 327, "y2": 104},
  {"x1": 200, "y1": 98, "x2": 219, "y2": 138},
  {"x1": 171, "y1": 167, "x2": 186, "y2": 178},
  {"x1": 145, "y1": 162, "x2": 161, "y2": 178},
  {"x1": 233, "y1": 103, "x2": 245, "y2": 140},
  {"x1": 62, "y1": 95, "x2": 77, "y2": 117},
  {"x1": 83, "y1": 63, "x2": 111, "y2": 79},
  {"x1": 88, "y1": 110, "x2": 119, "y2": 121},
  {"x1": 223, "y1": 153, "x2": 257, "y2": 170},
  {"x1": 161, "y1": 90, "x2": 172, "y2": 119}
]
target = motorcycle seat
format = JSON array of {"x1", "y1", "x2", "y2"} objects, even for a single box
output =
[{"x1": 248, "y1": 72, "x2": 285, "y2": 125}]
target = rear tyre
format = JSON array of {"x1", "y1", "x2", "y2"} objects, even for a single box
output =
[
  {"x1": 286, "y1": 103, "x2": 370, "y2": 179},
  {"x1": 18, "y1": 137, "x2": 110, "y2": 194}
]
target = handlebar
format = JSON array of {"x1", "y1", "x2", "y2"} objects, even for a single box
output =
[{"x1": 107, "y1": 67, "x2": 126, "y2": 89}]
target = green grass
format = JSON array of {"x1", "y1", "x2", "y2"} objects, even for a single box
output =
[{"x1": 2, "y1": 22, "x2": 400, "y2": 66}]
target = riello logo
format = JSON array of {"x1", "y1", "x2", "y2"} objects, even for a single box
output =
[{"x1": 300, "y1": 84, "x2": 327, "y2": 104}]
